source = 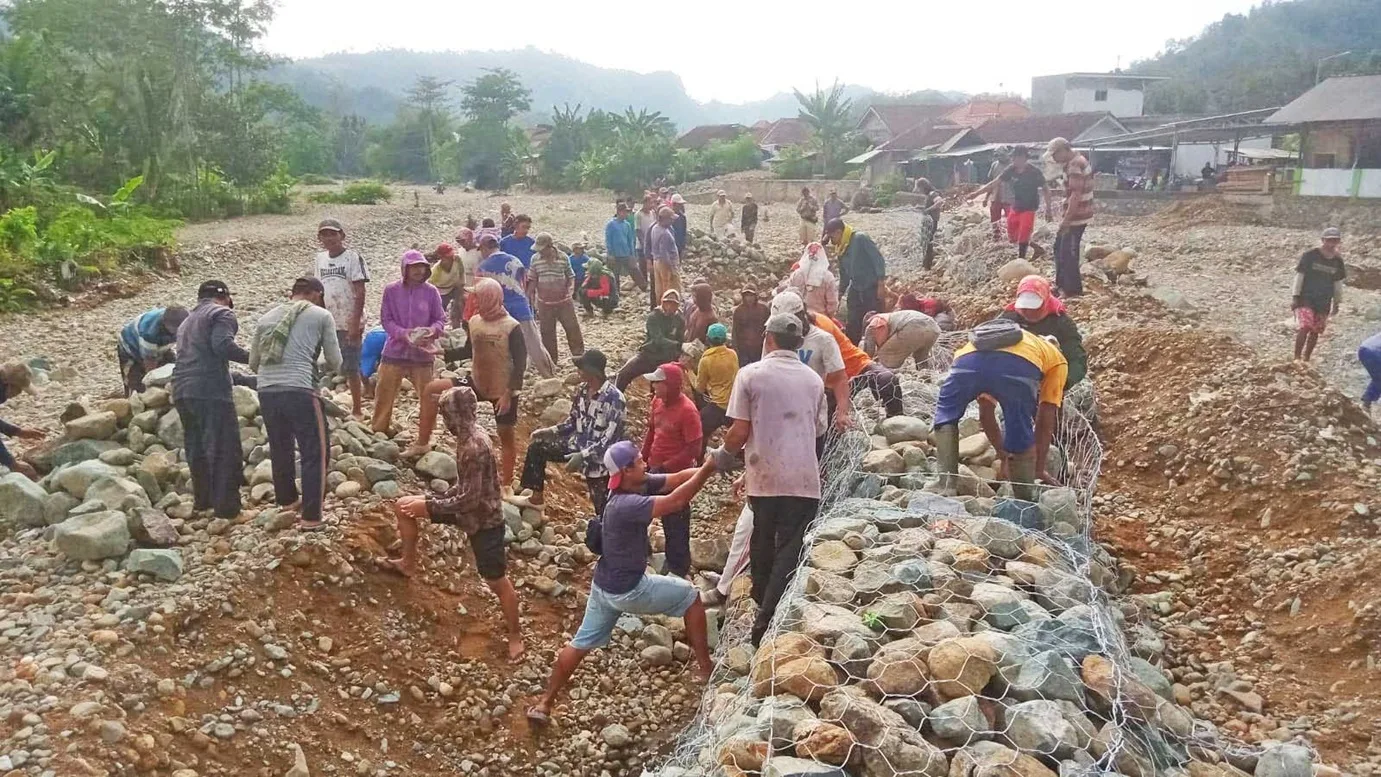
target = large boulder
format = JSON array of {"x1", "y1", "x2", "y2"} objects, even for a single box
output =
[
  {"x1": 125, "y1": 548, "x2": 184, "y2": 581},
  {"x1": 416, "y1": 451, "x2": 458, "y2": 481},
  {"x1": 0, "y1": 472, "x2": 49, "y2": 529},
  {"x1": 862, "y1": 449, "x2": 905, "y2": 474},
  {"x1": 53, "y1": 460, "x2": 124, "y2": 499},
  {"x1": 156, "y1": 410, "x2": 184, "y2": 448},
  {"x1": 231, "y1": 385, "x2": 260, "y2": 418},
  {"x1": 53, "y1": 511, "x2": 131, "y2": 560},
  {"x1": 876, "y1": 416, "x2": 930, "y2": 445},
  {"x1": 83, "y1": 476, "x2": 152, "y2": 511},
  {"x1": 1002, "y1": 699, "x2": 1090, "y2": 759},
  {"x1": 926, "y1": 637, "x2": 1000, "y2": 701},
  {"x1": 862, "y1": 727, "x2": 948, "y2": 777},
  {"x1": 64, "y1": 411, "x2": 119, "y2": 441}
]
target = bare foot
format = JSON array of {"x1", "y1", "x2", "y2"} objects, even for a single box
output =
[
  {"x1": 380, "y1": 558, "x2": 415, "y2": 578},
  {"x1": 402, "y1": 443, "x2": 431, "y2": 459},
  {"x1": 352, "y1": 411, "x2": 367, "y2": 422},
  {"x1": 508, "y1": 638, "x2": 526, "y2": 662},
  {"x1": 693, "y1": 665, "x2": 712, "y2": 682}
]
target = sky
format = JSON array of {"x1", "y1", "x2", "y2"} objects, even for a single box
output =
[{"x1": 262, "y1": 0, "x2": 1266, "y2": 104}]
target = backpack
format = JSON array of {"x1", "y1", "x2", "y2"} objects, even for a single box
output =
[{"x1": 970, "y1": 319, "x2": 1024, "y2": 351}]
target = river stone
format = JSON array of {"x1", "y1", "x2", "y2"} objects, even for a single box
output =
[
  {"x1": 1126, "y1": 657, "x2": 1174, "y2": 701},
  {"x1": 770, "y1": 656, "x2": 838, "y2": 702},
  {"x1": 863, "y1": 727, "x2": 949, "y2": 777},
  {"x1": 929, "y1": 696, "x2": 989, "y2": 744},
  {"x1": 231, "y1": 385, "x2": 260, "y2": 418},
  {"x1": 818, "y1": 687, "x2": 907, "y2": 747},
  {"x1": 1003, "y1": 699, "x2": 1089, "y2": 759},
  {"x1": 335, "y1": 481, "x2": 362, "y2": 498},
  {"x1": 927, "y1": 637, "x2": 1000, "y2": 700},
  {"x1": 373, "y1": 480, "x2": 403, "y2": 499},
  {"x1": 98, "y1": 448, "x2": 136, "y2": 466},
  {"x1": 799, "y1": 601, "x2": 873, "y2": 644},
  {"x1": 793, "y1": 720, "x2": 854, "y2": 766},
  {"x1": 809, "y1": 540, "x2": 858, "y2": 573},
  {"x1": 865, "y1": 637, "x2": 930, "y2": 697},
  {"x1": 1254, "y1": 743, "x2": 1312, "y2": 777},
  {"x1": 128, "y1": 507, "x2": 180, "y2": 546},
  {"x1": 762, "y1": 756, "x2": 848, "y2": 777},
  {"x1": 690, "y1": 536, "x2": 729, "y2": 570},
  {"x1": 370, "y1": 439, "x2": 400, "y2": 463},
  {"x1": 1038, "y1": 487, "x2": 1080, "y2": 529},
  {"x1": 125, "y1": 548, "x2": 184, "y2": 581},
  {"x1": 532, "y1": 377, "x2": 566, "y2": 399},
  {"x1": 43, "y1": 491, "x2": 80, "y2": 525},
  {"x1": 157, "y1": 410, "x2": 184, "y2": 448},
  {"x1": 362, "y1": 459, "x2": 399, "y2": 484},
  {"x1": 756, "y1": 694, "x2": 816, "y2": 748},
  {"x1": 42, "y1": 439, "x2": 122, "y2": 471},
  {"x1": 143, "y1": 364, "x2": 174, "y2": 387},
  {"x1": 54, "y1": 511, "x2": 131, "y2": 560},
  {"x1": 130, "y1": 409, "x2": 160, "y2": 433},
  {"x1": 53, "y1": 460, "x2": 123, "y2": 499},
  {"x1": 964, "y1": 516, "x2": 1025, "y2": 558},
  {"x1": 877, "y1": 416, "x2": 930, "y2": 444},
  {"x1": 540, "y1": 398, "x2": 572, "y2": 426},
  {"x1": 65, "y1": 411, "x2": 119, "y2": 441},
  {"x1": 1009, "y1": 650, "x2": 1084, "y2": 703},
  {"x1": 951, "y1": 740, "x2": 1057, "y2": 777},
  {"x1": 416, "y1": 451, "x2": 458, "y2": 481},
  {"x1": 84, "y1": 476, "x2": 152, "y2": 511},
  {"x1": 862, "y1": 449, "x2": 905, "y2": 474},
  {"x1": 992, "y1": 498, "x2": 1046, "y2": 530},
  {"x1": 0, "y1": 472, "x2": 49, "y2": 529}
]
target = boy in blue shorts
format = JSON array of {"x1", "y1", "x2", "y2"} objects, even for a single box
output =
[{"x1": 526, "y1": 441, "x2": 717, "y2": 725}]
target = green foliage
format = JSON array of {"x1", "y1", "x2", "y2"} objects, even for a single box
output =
[
  {"x1": 860, "y1": 611, "x2": 886, "y2": 632},
  {"x1": 461, "y1": 68, "x2": 531, "y2": 122},
  {"x1": 298, "y1": 173, "x2": 337, "y2": 185},
  {"x1": 872, "y1": 174, "x2": 904, "y2": 208},
  {"x1": 794, "y1": 81, "x2": 851, "y2": 176},
  {"x1": 771, "y1": 145, "x2": 815, "y2": 179},
  {"x1": 308, "y1": 180, "x2": 392, "y2": 205},
  {"x1": 1135, "y1": 0, "x2": 1381, "y2": 113}
]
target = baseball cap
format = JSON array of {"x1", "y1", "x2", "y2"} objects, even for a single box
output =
[
  {"x1": 671, "y1": 194, "x2": 685, "y2": 204},
  {"x1": 534, "y1": 232, "x2": 554, "y2": 248},
  {"x1": 660, "y1": 289, "x2": 681, "y2": 304},
  {"x1": 572, "y1": 349, "x2": 608, "y2": 376},
  {"x1": 198, "y1": 279, "x2": 231, "y2": 299},
  {"x1": 1014, "y1": 291, "x2": 1044, "y2": 310},
  {"x1": 292, "y1": 277, "x2": 326, "y2": 296},
  {"x1": 1322, "y1": 227, "x2": 1342, "y2": 240},
  {"x1": 766, "y1": 313, "x2": 803, "y2": 337},
  {"x1": 643, "y1": 366, "x2": 668, "y2": 382},
  {"x1": 770, "y1": 290, "x2": 805, "y2": 316},
  {"x1": 707, "y1": 323, "x2": 728, "y2": 343},
  {"x1": 604, "y1": 440, "x2": 640, "y2": 490},
  {"x1": 317, "y1": 218, "x2": 344, "y2": 234}
]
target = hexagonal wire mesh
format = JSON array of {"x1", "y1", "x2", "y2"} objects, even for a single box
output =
[{"x1": 651, "y1": 327, "x2": 1289, "y2": 777}]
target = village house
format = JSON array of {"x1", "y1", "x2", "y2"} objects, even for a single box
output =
[
  {"x1": 1266, "y1": 75, "x2": 1381, "y2": 197},
  {"x1": 1030, "y1": 72, "x2": 1168, "y2": 118},
  {"x1": 854, "y1": 103, "x2": 954, "y2": 145}
]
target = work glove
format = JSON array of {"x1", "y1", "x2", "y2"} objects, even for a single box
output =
[
  {"x1": 564, "y1": 451, "x2": 585, "y2": 471},
  {"x1": 531, "y1": 426, "x2": 558, "y2": 442},
  {"x1": 706, "y1": 445, "x2": 742, "y2": 473}
]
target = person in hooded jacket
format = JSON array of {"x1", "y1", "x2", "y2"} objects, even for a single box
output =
[
  {"x1": 731, "y1": 288, "x2": 770, "y2": 365},
  {"x1": 0, "y1": 362, "x2": 45, "y2": 480},
  {"x1": 372, "y1": 250, "x2": 446, "y2": 433},
  {"x1": 641, "y1": 362, "x2": 702, "y2": 578},
  {"x1": 580, "y1": 259, "x2": 616, "y2": 315},
  {"x1": 389, "y1": 386, "x2": 526, "y2": 660},
  {"x1": 998, "y1": 275, "x2": 1086, "y2": 389},
  {"x1": 783, "y1": 243, "x2": 839, "y2": 319}
]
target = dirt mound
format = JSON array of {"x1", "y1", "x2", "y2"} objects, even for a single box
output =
[{"x1": 1151, "y1": 196, "x2": 1263, "y2": 228}]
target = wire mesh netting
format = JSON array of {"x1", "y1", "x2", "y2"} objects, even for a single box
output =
[{"x1": 651, "y1": 329, "x2": 1292, "y2": 777}]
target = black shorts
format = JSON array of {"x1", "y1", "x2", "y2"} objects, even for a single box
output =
[
  {"x1": 451, "y1": 377, "x2": 518, "y2": 426},
  {"x1": 336, "y1": 330, "x2": 361, "y2": 377},
  {"x1": 468, "y1": 524, "x2": 507, "y2": 580}
]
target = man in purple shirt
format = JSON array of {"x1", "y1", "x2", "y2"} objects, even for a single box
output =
[{"x1": 526, "y1": 441, "x2": 716, "y2": 726}]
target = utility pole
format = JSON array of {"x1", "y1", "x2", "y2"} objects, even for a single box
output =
[{"x1": 1316, "y1": 51, "x2": 1353, "y2": 84}]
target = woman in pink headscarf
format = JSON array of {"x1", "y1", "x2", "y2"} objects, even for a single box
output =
[{"x1": 783, "y1": 242, "x2": 839, "y2": 318}]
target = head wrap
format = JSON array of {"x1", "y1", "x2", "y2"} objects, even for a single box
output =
[
  {"x1": 1006, "y1": 274, "x2": 1065, "y2": 318},
  {"x1": 472, "y1": 277, "x2": 507, "y2": 322},
  {"x1": 796, "y1": 242, "x2": 830, "y2": 289}
]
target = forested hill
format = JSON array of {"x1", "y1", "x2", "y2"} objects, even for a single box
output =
[
  {"x1": 270, "y1": 47, "x2": 959, "y2": 129},
  {"x1": 1133, "y1": 0, "x2": 1381, "y2": 114}
]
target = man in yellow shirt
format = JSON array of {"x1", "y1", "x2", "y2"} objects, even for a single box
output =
[
  {"x1": 932, "y1": 320, "x2": 1067, "y2": 500},
  {"x1": 694, "y1": 323, "x2": 739, "y2": 446}
]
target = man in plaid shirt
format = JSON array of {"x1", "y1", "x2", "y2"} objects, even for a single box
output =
[{"x1": 512, "y1": 349, "x2": 626, "y2": 514}]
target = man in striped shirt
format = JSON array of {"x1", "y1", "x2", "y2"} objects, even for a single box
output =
[{"x1": 1048, "y1": 137, "x2": 1094, "y2": 298}]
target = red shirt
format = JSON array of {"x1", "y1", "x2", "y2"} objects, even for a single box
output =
[{"x1": 643, "y1": 394, "x2": 702, "y2": 471}]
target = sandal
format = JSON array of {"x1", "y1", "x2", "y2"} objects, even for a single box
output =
[
  {"x1": 296, "y1": 519, "x2": 325, "y2": 532},
  {"x1": 525, "y1": 705, "x2": 551, "y2": 727}
]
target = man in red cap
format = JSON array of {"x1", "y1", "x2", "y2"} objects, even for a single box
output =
[{"x1": 641, "y1": 362, "x2": 702, "y2": 578}]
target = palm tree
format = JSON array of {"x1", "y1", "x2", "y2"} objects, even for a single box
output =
[
  {"x1": 611, "y1": 107, "x2": 674, "y2": 139},
  {"x1": 794, "y1": 80, "x2": 854, "y2": 175}
]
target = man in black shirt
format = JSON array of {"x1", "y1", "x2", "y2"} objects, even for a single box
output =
[
  {"x1": 969, "y1": 146, "x2": 1053, "y2": 259},
  {"x1": 1292, "y1": 227, "x2": 1347, "y2": 362}
]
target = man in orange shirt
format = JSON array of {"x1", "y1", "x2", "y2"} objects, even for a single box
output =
[{"x1": 809, "y1": 310, "x2": 903, "y2": 418}]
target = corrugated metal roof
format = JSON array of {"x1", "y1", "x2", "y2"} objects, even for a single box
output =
[
  {"x1": 1266, "y1": 75, "x2": 1381, "y2": 124},
  {"x1": 845, "y1": 149, "x2": 886, "y2": 165}
]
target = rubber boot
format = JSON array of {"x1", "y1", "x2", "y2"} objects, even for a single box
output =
[
  {"x1": 932, "y1": 424, "x2": 960, "y2": 496},
  {"x1": 1008, "y1": 449, "x2": 1037, "y2": 502}
]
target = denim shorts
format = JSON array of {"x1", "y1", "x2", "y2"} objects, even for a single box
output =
[{"x1": 571, "y1": 575, "x2": 698, "y2": 650}]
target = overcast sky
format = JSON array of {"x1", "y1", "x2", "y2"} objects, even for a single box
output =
[{"x1": 262, "y1": 0, "x2": 1264, "y2": 103}]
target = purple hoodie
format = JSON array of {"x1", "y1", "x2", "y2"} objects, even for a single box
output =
[{"x1": 380, "y1": 250, "x2": 446, "y2": 365}]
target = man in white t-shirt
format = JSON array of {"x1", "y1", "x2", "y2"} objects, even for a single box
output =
[
  {"x1": 311, "y1": 218, "x2": 370, "y2": 419},
  {"x1": 770, "y1": 290, "x2": 852, "y2": 435}
]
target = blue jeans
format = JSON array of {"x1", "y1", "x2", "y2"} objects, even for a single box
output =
[
  {"x1": 1361, "y1": 344, "x2": 1381, "y2": 404},
  {"x1": 571, "y1": 575, "x2": 698, "y2": 649}
]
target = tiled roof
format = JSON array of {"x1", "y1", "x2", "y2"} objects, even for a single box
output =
[
  {"x1": 973, "y1": 112, "x2": 1126, "y2": 144},
  {"x1": 676, "y1": 124, "x2": 749, "y2": 149}
]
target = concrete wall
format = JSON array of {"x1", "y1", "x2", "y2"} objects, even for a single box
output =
[
  {"x1": 1297, "y1": 168, "x2": 1381, "y2": 198},
  {"x1": 1172, "y1": 137, "x2": 1272, "y2": 177},
  {"x1": 683, "y1": 178, "x2": 861, "y2": 205},
  {"x1": 1061, "y1": 86, "x2": 1144, "y2": 117}
]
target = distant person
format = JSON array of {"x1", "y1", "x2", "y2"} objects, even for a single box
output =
[
  {"x1": 740, "y1": 193, "x2": 759, "y2": 243},
  {"x1": 636, "y1": 194, "x2": 658, "y2": 301},
  {"x1": 731, "y1": 288, "x2": 770, "y2": 365},
  {"x1": 795, "y1": 186, "x2": 819, "y2": 246},
  {"x1": 249, "y1": 277, "x2": 341, "y2": 530},
  {"x1": 649, "y1": 206, "x2": 681, "y2": 304},
  {"x1": 821, "y1": 189, "x2": 848, "y2": 230},
  {"x1": 569, "y1": 240, "x2": 591, "y2": 291},
  {"x1": 455, "y1": 228, "x2": 483, "y2": 322},
  {"x1": 1360, "y1": 330, "x2": 1381, "y2": 415},
  {"x1": 117, "y1": 306, "x2": 189, "y2": 396},
  {"x1": 969, "y1": 146, "x2": 1053, "y2": 259},
  {"x1": 311, "y1": 218, "x2": 369, "y2": 419},
  {"x1": 0, "y1": 362, "x2": 44, "y2": 480},
  {"x1": 709, "y1": 190, "x2": 735, "y2": 237},
  {"x1": 580, "y1": 259, "x2": 616, "y2": 315},
  {"x1": 476, "y1": 231, "x2": 556, "y2": 377},
  {"x1": 1201, "y1": 162, "x2": 1216, "y2": 182},
  {"x1": 1048, "y1": 137, "x2": 1094, "y2": 297},
  {"x1": 915, "y1": 178, "x2": 942, "y2": 269},
  {"x1": 1293, "y1": 227, "x2": 1346, "y2": 362},
  {"x1": 825, "y1": 218, "x2": 887, "y2": 344},
  {"x1": 499, "y1": 202, "x2": 516, "y2": 237},
  {"x1": 427, "y1": 243, "x2": 463, "y2": 328},
  {"x1": 530, "y1": 233, "x2": 585, "y2": 361},
  {"x1": 671, "y1": 194, "x2": 689, "y2": 254},
  {"x1": 173, "y1": 280, "x2": 249, "y2": 519},
  {"x1": 604, "y1": 202, "x2": 642, "y2": 305}
]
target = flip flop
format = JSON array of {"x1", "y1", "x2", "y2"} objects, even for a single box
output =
[{"x1": 525, "y1": 706, "x2": 551, "y2": 727}]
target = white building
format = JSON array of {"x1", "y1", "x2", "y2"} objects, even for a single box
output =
[{"x1": 1031, "y1": 73, "x2": 1169, "y2": 118}]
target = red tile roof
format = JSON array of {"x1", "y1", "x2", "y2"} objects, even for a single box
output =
[
  {"x1": 944, "y1": 99, "x2": 1031, "y2": 127},
  {"x1": 858, "y1": 104, "x2": 955, "y2": 136},
  {"x1": 973, "y1": 112, "x2": 1125, "y2": 144},
  {"x1": 759, "y1": 117, "x2": 813, "y2": 146},
  {"x1": 676, "y1": 124, "x2": 749, "y2": 149},
  {"x1": 877, "y1": 123, "x2": 973, "y2": 152}
]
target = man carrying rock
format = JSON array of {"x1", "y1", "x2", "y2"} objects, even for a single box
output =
[
  {"x1": 514, "y1": 350, "x2": 625, "y2": 515},
  {"x1": 715, "y1": 312, "x2": 825, "y2": 646},
  {"x1": 614, "y1": 290, "x2": 685, "y2": 391},
  {"x1": 117, "y1": 305, "x2": 189, "y2": 396},
  {"x1": 249, "y1": 277, "x2": 341, "y2": 530},
  {"x1": 825, "y1": 218, "x2": 887, "y2": 344},
  {"x1": 0, "y1": 362, "x2": 44, "y2": 480},
  {"x1": 932, "y1": 320, "x2": 1067, "y2": 501},
  {"x1": 389, "y1": 386, "x2": 525, "y2": 660},
  {"x1": 1292, "y1": 227, "x2": 1346, "y2": 362},
  {"x1": 526, "y1": 441, "x2": 717, "y2": 726},
  {"x1": 173, "y1": 280, "x2": 250, "y2": 519},
  {"x1": 311, "y1": 218, "x2": 370, "y2": 420}
]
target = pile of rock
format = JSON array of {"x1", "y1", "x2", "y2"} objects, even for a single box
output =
[{"x1": 655, "y1": 340, "x2": 1317, "y2": 777}]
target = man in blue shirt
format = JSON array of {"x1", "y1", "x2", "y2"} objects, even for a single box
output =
[
  {"x1": 604, "y1": 202, "x2": 643, "y2": 306},
  {"x1": 499, "y1": 214, "x2": 535, "y2": 268},
  {"x1": 117, "y1": 306, "x2": 189, "y2": 395},
  {"x1": 526, "y1": 441, "x2": 716, "y2": 726}
]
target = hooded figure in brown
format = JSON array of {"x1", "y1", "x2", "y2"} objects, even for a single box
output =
[
  {"x1": 730, "y1": 287, "x2": 770, "y2": 364},
  {"x1": 685, "y1": 281, "x2": 719, "y2": 345}
]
